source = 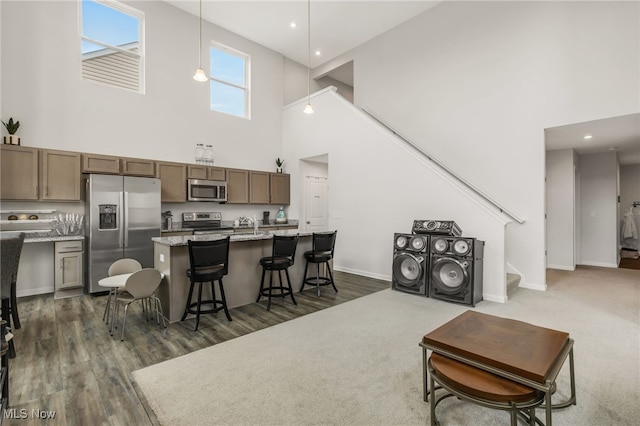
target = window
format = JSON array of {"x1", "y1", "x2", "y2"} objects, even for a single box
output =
[
  {"x1": 209, "y1": 43, "x2": 250, "y2": 118},
  {"x1": 81, "y1": 0, "x2": 144, "y2": 93}
]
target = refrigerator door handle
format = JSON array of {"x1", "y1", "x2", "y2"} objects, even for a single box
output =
[
  {"x1": 119, "y1": 191, "x2": 125, "y2": 248},
  {"x1": 124, "y1": 191, "x2": 129, "y2": 248}
]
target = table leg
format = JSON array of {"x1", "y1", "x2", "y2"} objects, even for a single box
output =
[{"x1": 422, "y1": 346, "x2": 429, "y2": 402}]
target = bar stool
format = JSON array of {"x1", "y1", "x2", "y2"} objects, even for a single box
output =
[
  {"x1": 256, "y1": 234, "x2": 298, "y2": 310},
  {"x1": 182, "y1": 237, "x2": 232, "y2": 331},
  {"x1": 300, "y1": 231, "x2": 338, "y2": 297},
  {"x1": 1, "y1": 232, "x2": 24, "y2": 359},
  {"x1": 2, "y1": 232, "x2": 25, "y2": 330}
]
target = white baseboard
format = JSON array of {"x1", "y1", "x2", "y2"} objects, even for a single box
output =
[
  {"x1": 520, "y1": 282, "x2": 547, "y2": 291},
  {"x1": 483, "y1": 294, "x2": 507, "y2": 303},
  {"x1": 17, "y1": 286, "x2": 54, "y2": 298},
  {"x1": 333, "y1": 266, "x2": 391, "y2": 282},
  {"x1": 547, "y1": 264, "x2": 576, "y2": 271},
  {"x1": 579, "y1": 261, "x2": 618, "y2": 268}
]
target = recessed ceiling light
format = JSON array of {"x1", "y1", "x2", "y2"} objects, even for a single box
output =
[
  {"x1": 608, "y1": 147, "x2": 618, "y2": 151},
  {"x1": 290, "y1": 22, "x2": 297, "y2": 28},
  {"x1": 315, "y1": 50, "x2": 321, "y2": 56},
  {"x1": 583, "y1": 134, "x2": 593, "y2": 140}
]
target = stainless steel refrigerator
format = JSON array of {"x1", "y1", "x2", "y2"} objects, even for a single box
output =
[{"x1": 85, "y1": 174, "x2": 161, "y2": 294}]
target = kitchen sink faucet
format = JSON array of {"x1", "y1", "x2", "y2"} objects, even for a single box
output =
[{"x1": 240, "y1": 216, "x2": 259, "y2": 235}]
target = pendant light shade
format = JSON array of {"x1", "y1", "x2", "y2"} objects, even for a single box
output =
[
  {"x1": 193, "y1": 0, "x2": 208, "y2": 82},
  {"x1": 304, "y1": 0, "x2": 314, "y2": 114},
  {"x1": 193, "y1": 67, "x2": 208, "y2": 82}
]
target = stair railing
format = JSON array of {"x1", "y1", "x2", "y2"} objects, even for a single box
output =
[{"x1": 361, "y1": 106, "x2": 525, "y2": 224}]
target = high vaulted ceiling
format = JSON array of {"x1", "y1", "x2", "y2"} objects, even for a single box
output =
[
  {"x1": 165, "y1": 1, "x2": 441, "y2": 69},
  {"x1": 165, "y1": 1, "x2": 640, "y2": 164}
]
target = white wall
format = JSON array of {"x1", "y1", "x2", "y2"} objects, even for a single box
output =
[
  {"x1": 619, "y1": 164, "x2": 640, "y2": 250},
  {"x1": 324, "y1": 0, "x2": 639, "y2": 287},
  {"x1": 579, "y1": 152, "x2": 619, "y2": 267},
  {"x1": 546, "y1": 149, "x2": 575, "y2": 270},
  {"x1": 1, "y1": 0, "x2": 284, "y2": 171},
  {"x1": 284, "y1": 90, "x2": 508, "y2": 302},
  {"x1": 284, "y1": 57, "x2": 321, "y2": 106}
]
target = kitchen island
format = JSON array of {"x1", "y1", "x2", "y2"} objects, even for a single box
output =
[{"x1": 153, "y1": 229, "x2": 321, "y2": 323}]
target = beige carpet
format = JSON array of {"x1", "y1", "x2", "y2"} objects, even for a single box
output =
[{"x1": 133, "y1": 266, "x2": 640, "y2": 425}]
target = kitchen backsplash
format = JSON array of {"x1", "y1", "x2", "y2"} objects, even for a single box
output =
[{"x1": 2, "y1": 201, "x2": 293, "y2": 234}]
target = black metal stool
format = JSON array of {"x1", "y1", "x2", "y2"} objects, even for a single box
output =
[
  {"x1": 1, "y1": 232, "x2": 24, "y2": 359},
  {"x1": 182, "y1": 237, "x2": 232, "y2": 331},
  {"x1": 300, "y1": 231, "x2": 338, "y2": 297},
  {"x1": 256, "y1": 234, "x2": 299, "y2": 310}
]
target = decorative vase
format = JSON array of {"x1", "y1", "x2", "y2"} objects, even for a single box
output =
[
  {"x1": 275, "y1": 206, "x2": 287, "y2": 223},
  {"x1": 3, "y1": 135, "x2": 20, "y2": 146},
  {"x1": 276, "y1": 167, "x2": 283, "y2": 173}
]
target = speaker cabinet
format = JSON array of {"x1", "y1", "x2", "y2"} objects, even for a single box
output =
[
  {"x1": 412, "y1": 220, "x2": 462, "y2": 236},
  {"x1": 392, "y1": 233, "x2": 429, "y2": 296},
  {"x1": 429, "y1": 237, "x2": 483, "y2": 306}
]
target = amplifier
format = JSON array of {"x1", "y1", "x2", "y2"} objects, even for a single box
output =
[{"x1": 412, "y1": 220, "x2": 462, "y2": 236}]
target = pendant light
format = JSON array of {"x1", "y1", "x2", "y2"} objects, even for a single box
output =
[
  {"x1": 303, "y1": 0, "x2": 314, "y2": 114},
  {"x1": 193, "y1": 0, "x2": 208, "y2": 82}
]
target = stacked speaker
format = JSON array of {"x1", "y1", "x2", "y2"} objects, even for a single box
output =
[{"x1": 391, "y1": 220, "x2": 484, "y2": 307}]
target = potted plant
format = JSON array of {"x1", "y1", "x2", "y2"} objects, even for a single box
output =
[
  {"x1": 2, "y1": 117, "x2": 20, "y2": 146},
  {"x1": 275, "y1": 157, "x2": 284, "y2": 173}
]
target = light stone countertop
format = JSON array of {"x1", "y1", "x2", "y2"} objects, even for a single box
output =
[
  {"x1": 25, "y1": 235, "x2": 84, "y2": 243},
  {"x1": 0, "y1": 231, "x2": 85, "y2": 244},
  {"x1": 152, "y1": 229, "x2": 318, "y2": 247}
]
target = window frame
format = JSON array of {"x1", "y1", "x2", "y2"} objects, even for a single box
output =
[
  {"x1": 209, "y1": 41, "x2": 251, "y2": 119},
  {"x1": 79, "y1": 0, "x2": 145, "y2": 94}
]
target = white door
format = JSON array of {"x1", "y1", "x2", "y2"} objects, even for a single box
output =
[{"x1": 304, "y1": 176, "x2": 328, "y2": 232}]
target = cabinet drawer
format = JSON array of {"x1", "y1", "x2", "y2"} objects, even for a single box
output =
[{"x1": 55, "y1": 240, "x2": 83, "y2": 253}]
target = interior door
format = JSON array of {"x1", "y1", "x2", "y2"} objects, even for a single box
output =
[{"x1": 304, "y1": 176, "x2": 328, "y2": 231}]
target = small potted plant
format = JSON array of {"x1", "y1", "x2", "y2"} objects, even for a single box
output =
[
  {"x1": 275, "y1": 157, "x2": 284, "y2": 173},
  {"x1": 2, "y1": 117, "x2": 20, "y2": 146}
]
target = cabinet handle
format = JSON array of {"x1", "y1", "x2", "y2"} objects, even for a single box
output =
[{"x1": 46, "y1": 186, "x2": 49, "y2": 197}]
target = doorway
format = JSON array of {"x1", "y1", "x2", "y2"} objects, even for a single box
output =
[{"x1": 303, "y1": 176, "x2": 328, "y2": 232}]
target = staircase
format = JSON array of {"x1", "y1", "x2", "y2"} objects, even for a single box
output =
[{"x1": 506, "y1": 273, "x2": 521, "y2": 298}]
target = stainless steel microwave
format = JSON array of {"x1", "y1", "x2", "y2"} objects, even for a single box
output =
[{"x1": 187, "y1": 179, "x2": 227, "y2": 202}]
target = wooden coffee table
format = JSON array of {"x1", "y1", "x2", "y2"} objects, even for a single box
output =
[{"x1": 420, "y1": 311, "x2": 576, "y2": 425}]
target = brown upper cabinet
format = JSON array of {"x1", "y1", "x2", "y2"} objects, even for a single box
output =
[
  {"x1": 1, "y1": 143, "x2": 289, "y2": 205},
  {"x1": 156, "y1": 162, "x2": 186, "y2": 202},
  {"x1": 0, "y1": 146, "x2": 81, "y2": 201},
  {"x1": 82, "y1": 153, "x2": 121, "y2": 174},
  {"x1": 187, "y1": 165, "x2": 226, "y2": 181},
  {"x1": 270, "y1": 173, "x2": 290, "y2": 205},
  {"x1": 249, "y1": 171, "x2": 270, "y2": 204},
  {"x1": 226, "y1": 168, "x2": 249, "y2": 204},
  {"x1": 40, "y1": 149, "x2": 82, "y2": 201},
  {"x1": 0, "y1": 145, "x2": 39, "y2": 200},
  {"x1": 121, "y1": 157, "x2": 155, "y2": 177}
]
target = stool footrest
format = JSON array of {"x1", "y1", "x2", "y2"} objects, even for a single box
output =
[
  {"x1": 303, "y1": 277, "x2": 333, "y2": 286},
  {"x1": 184, "y1": 300, "x2": 226, "y2": 316},
  {"x1": 259, "y1": 287, "x2": 292, "y2": 298}
]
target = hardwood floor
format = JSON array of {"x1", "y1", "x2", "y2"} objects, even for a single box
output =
[{"x1": 5, "y1": 271, "x2": 389, "y2": 425}]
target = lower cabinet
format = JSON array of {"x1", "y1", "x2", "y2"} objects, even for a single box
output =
[{"x1": 54, "y1": 241, "x2": 84, "y2": 290}]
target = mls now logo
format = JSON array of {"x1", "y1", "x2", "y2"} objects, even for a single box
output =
[{"x1": 3, "y1": 408, "x2": 56, "y2": 419}]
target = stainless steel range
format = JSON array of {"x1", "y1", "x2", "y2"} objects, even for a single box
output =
[{"x1": 181, "y1": 212, "x2": 233, "y2": 235}]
